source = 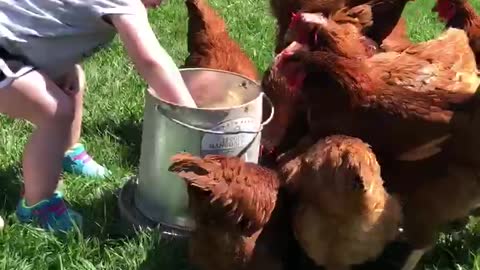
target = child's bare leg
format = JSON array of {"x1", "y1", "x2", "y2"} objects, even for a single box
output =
[
  {"x1": 0, "y1": 71, "x2": 74, "y2": 205},
  {"x1": 60, "y1": 64, "x2": 110, "y2": 178},
  {"x1": 68, "y1": 65, "x2": 84, "y2": 147},
  {"x1": 0, "y1": 70, "x2": 82, "y2": 232},
  {"x1": 55, "y1": 64, "x2": 84, "y2": 146}
]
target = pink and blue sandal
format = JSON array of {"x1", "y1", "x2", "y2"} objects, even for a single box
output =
[
  {"x1": 16, "y1": 191, "x2": 82, "y2": 233},
  {"x1": 62, "y1": 143, "x2": 111, "y2": 179}
]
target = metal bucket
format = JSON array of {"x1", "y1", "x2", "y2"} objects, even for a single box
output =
[{"x1": 134, "y1": 68, "x2": 274, "y2": 233}]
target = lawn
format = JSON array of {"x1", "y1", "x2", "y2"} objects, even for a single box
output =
[{"x1": 0, "y1": 0, "x2": 479, "y2": 269}]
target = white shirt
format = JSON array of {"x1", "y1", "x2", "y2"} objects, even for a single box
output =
[{"x1": 0, "y1": 0, "x2": 139, "y2": 79}]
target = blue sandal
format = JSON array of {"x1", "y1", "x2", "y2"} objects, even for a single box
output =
[
  {"x1": 16, "y1": 191, "x2": 82, "y2": 233},
  {"x1": 62, "y1": 143, "x2": 111, "y2": 179}
]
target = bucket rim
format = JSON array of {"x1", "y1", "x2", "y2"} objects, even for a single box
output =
[
  {"x1": 155, "y1": 92, "x2": 274, "y2": 134},
  {"x1": 147, "y1": 67, "x2": 262, "y2": 112}
]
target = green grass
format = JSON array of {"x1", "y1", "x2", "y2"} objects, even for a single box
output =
[{"x1": 0, "y1": 0, "x2": 479, "y2": 269}]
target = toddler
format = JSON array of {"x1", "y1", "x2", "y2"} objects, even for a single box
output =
[{"x1": 0, "y1": 0, "x2": 196, "y2": 232}]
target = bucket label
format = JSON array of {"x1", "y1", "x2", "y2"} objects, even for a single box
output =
[{"x1": 201, "y1": 117, "x2": 259, "y2": 162}]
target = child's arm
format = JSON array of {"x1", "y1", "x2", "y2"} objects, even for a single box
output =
[{"x1": 109, "y1": 8, "x2": 197, "y2": 107}]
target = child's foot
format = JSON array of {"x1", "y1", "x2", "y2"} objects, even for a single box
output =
[
  {"x1": 16, "y1": 192, "x2": 83, "y2": 233},
  {"x1": 63, "y1": 143, "x2": 111, "y2": 179}
]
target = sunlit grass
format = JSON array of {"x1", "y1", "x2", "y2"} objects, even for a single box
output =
[{"x1": 0, "y1": 0, "x2": 478, "y2": 268}]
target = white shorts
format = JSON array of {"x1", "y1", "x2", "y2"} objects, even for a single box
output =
[{"x1": 0, "y1": 47, "x2": 35, "y2": 89}]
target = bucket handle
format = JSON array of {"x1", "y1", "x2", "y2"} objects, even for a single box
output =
[{"x1": 155, "y1": 93, "x2": 275, "y2": 135}]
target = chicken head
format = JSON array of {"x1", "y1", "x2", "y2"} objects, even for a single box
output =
[
  {"x1": 432, "y1": 0, "x2": 457, "y2": 22},
  {"x1": 260, "y1": 41, "x2": 310, "y2": 158},
  {"x1": 284, "y1": 7, "x2": 377, "y2": 58}
]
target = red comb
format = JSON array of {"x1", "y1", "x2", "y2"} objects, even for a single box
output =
[{"x1": 289, "y1": 12, "x2": 303, "y2": 29}]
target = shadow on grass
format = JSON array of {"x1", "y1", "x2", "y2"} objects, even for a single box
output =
[
  {"x1": 71, "y1": 187, "x2": 136, "y2": 240},
  {"x1": 289, "y1": 239, "x2": 416, "y2": 270},
  {"x1": 83, "y1": 117, "x2": 143, "y2": 168},
  {"x1": 72, "y1": 187, "x2": 193, "y2": 270},
  {"x1": 137, "y1": 234, "x2": 192, "y2": 270},
  {"x1": 0, "y1": 164, "x2": 23, "y2": 214}
]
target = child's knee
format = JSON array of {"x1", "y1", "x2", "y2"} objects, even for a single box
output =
[{"x1": 0, "y1": 75, "x2": 76, "y2": 127}]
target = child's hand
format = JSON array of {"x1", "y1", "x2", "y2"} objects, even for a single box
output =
[
  {"x1": 60, "y1": 65, "x2": 85, "y2": 96},
  {"x1": 150, "y1": 79, "x2": 197, "y2": 107}
]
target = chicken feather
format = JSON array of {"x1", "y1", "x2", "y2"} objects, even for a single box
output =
[
  {"x1": 290, "y1": 47, "x2": 477, "y2": 123},
  {"x1": 270, "y1": 0, "x2": 413, "y2": 53},
  {"x1": 183, "y1": 0, "x2": 259, "y2": 81},
  {"x1": 433, "y1": 0, "x2": 480, "y2": 69},
  {"x1": 279, "y1": 27, "x2": 479, "y2": 162},
  {"x1": 168, "y1": 153, "x2": 290, "y2": 270},
  {"x1": 279, "y1": 135, "x2": 402, "y2": 270},
  {"x1": 169, "y1": 153, "x2": 279, "y2": 234}
]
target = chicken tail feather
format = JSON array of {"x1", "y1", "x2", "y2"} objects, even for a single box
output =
[
  {"x1": 185, "y1": 0, "x2": 226, "y2": 32},
  {"x1": 168, "y1": 153, "x2": 224, "y2": 193},
  {"x1": 184, "y1": 0, "x2": 227, "y2": 56}
]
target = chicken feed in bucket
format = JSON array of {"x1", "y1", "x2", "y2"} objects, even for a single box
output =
[{"x1": 118, "y1": 68, "x2": 274, "y2": 235}]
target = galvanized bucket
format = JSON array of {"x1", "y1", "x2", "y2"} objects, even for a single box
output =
[{"x1": 134, "y1": 68, "x2": 274, "y2": 233}]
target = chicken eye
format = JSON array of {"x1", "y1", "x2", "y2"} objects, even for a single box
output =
[
  {"x1": 351, "y1": 176, "x2": 364, "y2": 190},
  {"x1": 310, "y1": 30, "x2": 327, "y2": 49}
]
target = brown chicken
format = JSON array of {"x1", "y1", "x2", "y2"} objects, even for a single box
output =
[
  {"x1": 269, "y1": 0, "x2": 346, "y2": 53},
  {"x1": 260, "y1": 5, "x2": 379, "y2": 163},
  {"x1": 432, "y1": 0, "x2": 480, "y2": 69},
  {"x1": 286, "y1": 6, "x2": 413, "y2": 55},
  {"x1": 279, "y1": 14, "x2": 480, "y2": 162},
  {"x1": 183, "y1": 0, "x2": 259, "y2": 81},
  {"x1": 168, "y1": 153, "x2": 289, "y2": 270},
  {"x1": 276, "y1": 20, "x2": 480, "y2": 270},
  {"x1": 279, "y1": 135, "x2": 402, "y2": 270},
  {"x1": 269, "y1": 0, "x2": 413, "y2": 53},
  {"x1": 285, "y1": 6, "x2": 378, "y2": 58}
]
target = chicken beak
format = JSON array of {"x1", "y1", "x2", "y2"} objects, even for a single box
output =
[
  {"x1": 283, "y1": 41, "x2": 308, "y2": 54},
  {"x1": 274, "y1": 41, "x2": 309, "y2": 66},
  {"x1": 271, "y1": 41, "x2": 308, "y2": 90},
  {"x1": 301, "y1": 12, "x2": 328, "y2": 26}
]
